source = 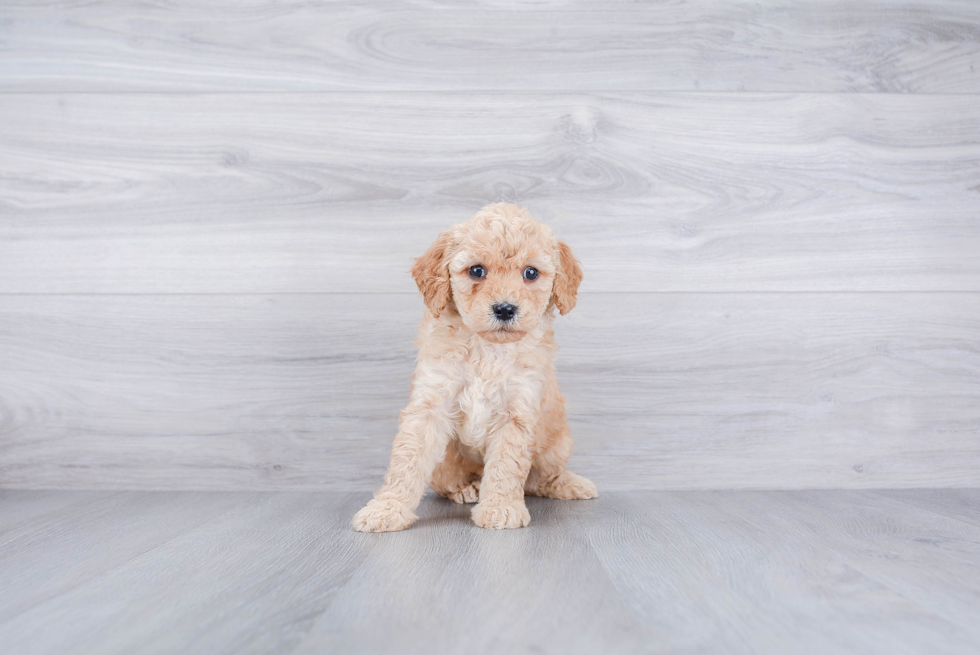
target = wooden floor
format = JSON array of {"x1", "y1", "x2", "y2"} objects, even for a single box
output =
[{"x1": 2, "y1": 490, "x2": 979, "y2": 655}]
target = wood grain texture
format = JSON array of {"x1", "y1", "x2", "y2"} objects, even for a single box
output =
[
  {"x1": 3, "y1": 1, "x2": 979, "y2": 495},
  {"x1": 0, "y1": 490, "x2": 117, "y2": 546},
  {"x1": 0, "y1": 491, "x2": 374, "y2": 655},
  {"x1": 1, "y1": 1, "x2": 979, "y2": 93},
  {"x1": 2, "y1": 93, "x2": 979, "y2": 293},
  {"x1": 2, "y1": 490, "x2": 980, "y2": 654},
  {"x1": 0, "y1": 491, "x2": 260, "y2": 623},
  {"x1": 876, "y1": 488, "x2": 980, "y2": 526},
  {"x1": 767, "y1": 490, "x2": 980, "y2": 641},
  {"x1": 583, "y1": 490, "x2": 980, "y2": 653},
  {"x1": 298, "y1": 495, "x2": 650, "y2": 654},
  {"x1": 2, "y1": 292, "x2": 978, "y2": 491}
]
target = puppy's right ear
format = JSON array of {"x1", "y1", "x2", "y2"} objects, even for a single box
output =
[{"x1": 411, "y1": 230, "x2": 454, "y2": 317}]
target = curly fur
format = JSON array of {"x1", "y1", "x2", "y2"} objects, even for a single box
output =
[{"x1": 353, "y1": 203, "x2": 597, "y2": 532}]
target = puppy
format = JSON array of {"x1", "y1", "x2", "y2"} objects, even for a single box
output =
[{"x1": 353, "y1": 203, "x2": 597, "y2": 532}]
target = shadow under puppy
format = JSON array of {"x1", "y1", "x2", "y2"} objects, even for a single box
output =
[{"x1": 353, "y1": 203, "x2": 597, "y2": 532}]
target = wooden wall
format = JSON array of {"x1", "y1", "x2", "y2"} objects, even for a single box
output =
[{"x1": 1, "y1": 1, "x2": 978, "y2": 490}]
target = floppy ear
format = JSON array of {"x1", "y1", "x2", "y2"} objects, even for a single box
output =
[
  {"x1": 411, "y1": 230, "x2": 454, "y2": 317},
  {"x1": 552, "y1": 240, "x2": 582, "y2": 316}
]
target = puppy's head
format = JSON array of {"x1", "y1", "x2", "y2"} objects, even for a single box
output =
[{"x1": 411, "y1": 203, "x2": 582, "y2": 343}]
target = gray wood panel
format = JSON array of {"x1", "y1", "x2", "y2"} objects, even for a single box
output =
[
  {"x1": 2, "y1": 292, "x2": 978, "y2": 491},
  {"x1": 302, "y1": 495, "x2": 650, "y2": 654},
  {"x1": 2, "y1": 93, "x2": 978, "y2": 293},
  {"x1": 0, "y1": 491, "x2": 117, "y2": 546},
  {"x1": 2, "y1": 1, "x2": 979, "y2": 93},
  {"x1": 2, "y1": 0, "x2": 978, "y2": 497},
  {"x1": 3, "y1": 490, "x2": 980, "y2": 654},
  {"x1": 876, "y1": 488, "x2": 980, "y2": 526},
  {"x1": 0, "y1": 491, "x2": 260, "y2": 623},
  {"x1": 581, "y1": 490, "x2": 980, "y2": 653},
  {"x1": 0, "y1": 491, "x2": 373, "y2": 655},
  {"x1": 768, "y1": 490, "x2": 980, "y2": 638}
]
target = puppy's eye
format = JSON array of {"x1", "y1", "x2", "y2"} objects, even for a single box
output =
[
  {"x1": 523, "y1": 266, "x2": 539, "y2": 281},
  {"x1": 468, "y1": 265, "x2": 486, "y2": 279}
]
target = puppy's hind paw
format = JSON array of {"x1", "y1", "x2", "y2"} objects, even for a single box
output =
[
  {"x1": 471, "y1": 499, "x2": 530, "y2": 529},
  {"x1": 449, "y1": 481, "x2": 480, "y2": 504},
  {"x1": 352, "y1": 497, "x2": 416, "y2": 533},
  {"x1": 543, "y1": 471, "x2": 598, "y2": 500}
]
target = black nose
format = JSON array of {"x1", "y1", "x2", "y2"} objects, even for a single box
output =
[{"x1": 492, "y1": 303, "x2": 518, "y2": 322}]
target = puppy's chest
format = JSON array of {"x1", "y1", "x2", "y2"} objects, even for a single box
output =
[{"x1": 454, "y1": 347, "x2": 535, "y2": 449}]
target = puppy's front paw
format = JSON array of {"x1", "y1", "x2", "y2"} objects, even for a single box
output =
[
  {"x1": 352, "y1": 498, "x2": 416, "y2": 533},
  {"x1": 471, "y1": 499, "x2": 530, "y2": 529}
]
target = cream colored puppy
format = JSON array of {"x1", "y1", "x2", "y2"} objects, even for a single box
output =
[{"x1": 353, "y1": 203, "x2": 597, "y2": 532}]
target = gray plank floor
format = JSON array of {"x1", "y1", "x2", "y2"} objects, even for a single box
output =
[{"x1": 2, "y1": 490, "x2": 979, "y2": 654}]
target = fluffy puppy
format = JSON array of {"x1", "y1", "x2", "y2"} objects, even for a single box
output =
[{"x1": 353, "y1": 203, "x2": 597, "y2": 532}]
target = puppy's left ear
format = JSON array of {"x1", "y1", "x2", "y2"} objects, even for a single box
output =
[
  {"x1": 411, "y1": 230, "x2": 454, "y2": 317},
  {"x1": 552, "y1": 240, "x2": 582, "y2": 315}
]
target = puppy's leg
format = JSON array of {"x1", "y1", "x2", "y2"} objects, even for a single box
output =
[
  {"x1": 471, "y1": 418, "x2": 533, "y2": 529},
  {"x1": 525, "y1": 400, "x2": 597, "y2": 500},
  {"x1": 525, "y1": 438, "x2": 598, "y2": 500},
  {"x1": 430, "y1": 440, "x2": 483, "y2": 504},
  {"x1": 353, "y1": 401, "x2": 454, "y2": 532}
]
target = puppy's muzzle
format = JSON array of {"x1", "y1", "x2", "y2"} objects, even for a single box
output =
[{"x1": 492, "y1": 303, "x2": 518, "y2": 322}]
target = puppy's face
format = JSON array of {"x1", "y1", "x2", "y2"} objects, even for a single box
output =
[
  {"x1": 412, "y1": 204, "x2": 582, "y2": 343},
  {"x1": 448, "y1": 224, "x2": 555, "y2": 343}
]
